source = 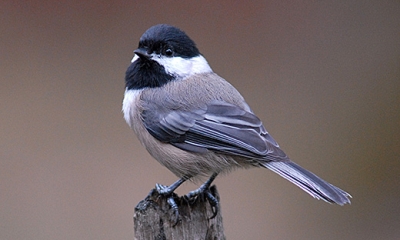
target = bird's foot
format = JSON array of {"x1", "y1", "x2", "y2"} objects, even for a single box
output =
[
  {"x1": 155, "y1": 183, "x2": 175, "y2": 195},
  {"x1": 147, "y1": 178, "x2": 187, "y2": 226},
  {"x1": 185, "y1": 186, "x2": 219, "y2": 219},
  {"x1": 153, "y1": 183, "x2": 181, "y2": 225},
  {"x1": 184, "y1": 173, "x2": 219, "y2": 219}
]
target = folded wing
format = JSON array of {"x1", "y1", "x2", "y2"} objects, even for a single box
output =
[{"x1": 142, "y1": 100, "x2": 285, "y2": 159}]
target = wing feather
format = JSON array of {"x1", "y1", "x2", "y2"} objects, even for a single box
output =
[{"x1": 143, "y1": 100, "x2": 281, "y2": 159}]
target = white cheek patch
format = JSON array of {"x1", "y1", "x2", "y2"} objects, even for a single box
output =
[{"x1": 152, "y1": 55, "x2": 212, "y2": 79}]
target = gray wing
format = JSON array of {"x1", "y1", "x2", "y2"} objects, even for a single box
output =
[{"x1": 142, "y1": 100, "x2": 287, "y2": 160}]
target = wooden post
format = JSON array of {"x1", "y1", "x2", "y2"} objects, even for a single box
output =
[{"x1": 134, "y1": 185, "x2": 225, "y2": 240}]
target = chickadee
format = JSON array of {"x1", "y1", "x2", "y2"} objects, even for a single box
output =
[{"x1": 123, "y1": 24, "x2": 351, "y2": 217}]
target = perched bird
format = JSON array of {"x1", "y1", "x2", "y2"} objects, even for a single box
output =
[{"x1": 122, "y1": 24, "x2": 351, "y2": 218}]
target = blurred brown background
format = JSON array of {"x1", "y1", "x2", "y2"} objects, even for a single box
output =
[{"x1": 1, "y1": 1, "x2": 399, "y2": 239}]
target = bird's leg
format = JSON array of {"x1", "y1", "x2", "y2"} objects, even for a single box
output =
[
  {"x1": 185, "y1": 173, "x2": 219, "y2": 219},
  {"x1": 186, "y1": 173, "x2": 218, "y2": 198},
  {"x1": 155, "y1": 176, "x2": 188, "y2": 195}
]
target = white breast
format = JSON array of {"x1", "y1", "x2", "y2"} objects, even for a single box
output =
[{"x1": 122, "y1": 89, "x2": 142, "y2": 129}]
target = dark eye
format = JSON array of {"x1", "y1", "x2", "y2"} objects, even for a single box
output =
[{"x1": 165, "y1": 48, "x2": 173, "y2": 56}]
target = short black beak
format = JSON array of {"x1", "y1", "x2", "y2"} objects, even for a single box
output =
[{"x1": 134, "y1": 48, "x2": 151, "y2": 60}]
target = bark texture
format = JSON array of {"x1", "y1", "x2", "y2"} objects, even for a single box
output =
[{"x1": 134, "y1": 185, "x2": 225, "y2": 240}]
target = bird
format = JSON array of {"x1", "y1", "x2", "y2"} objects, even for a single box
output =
[{"x1": 122, "y1": 24, "x2": 351, "y2": 219}]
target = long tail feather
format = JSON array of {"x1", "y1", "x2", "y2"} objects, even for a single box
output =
[{"x1": 262, "y1": 160, "x2": 351, "y2": 205}]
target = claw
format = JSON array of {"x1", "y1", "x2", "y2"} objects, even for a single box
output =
[
  {"x1": 185, "y1": 186, "x2": 220, "y2": 219},
  {"x1": 151, "y1": 177, "x2": 188, "y2": 225},
  {"x1": 155, "y1": 183, "x2": 169, "y2": 194},
  {"x1": 167, "y1": 197, "x2": 181, "y2": 226},
  {"x1": 204, "y1": 190, "x2": 219, "y2": 219},
  {"x1": 184, "y1": 173, "x2": 220, "y2": 219}
]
